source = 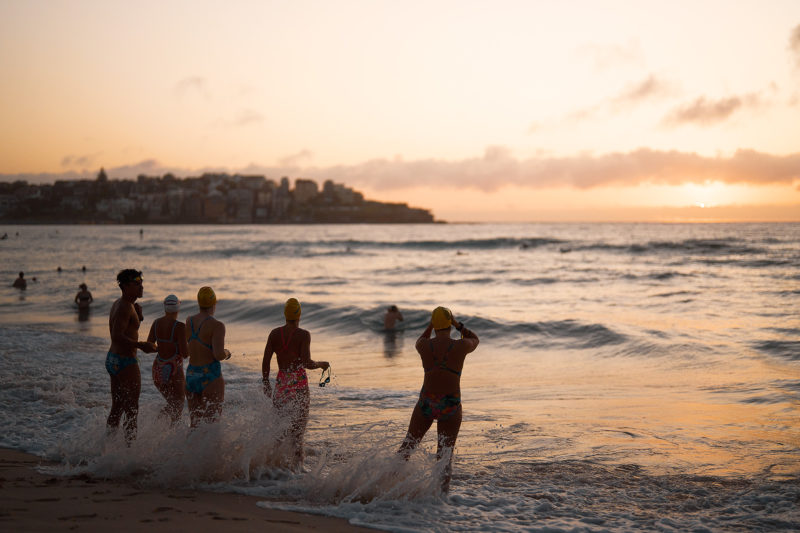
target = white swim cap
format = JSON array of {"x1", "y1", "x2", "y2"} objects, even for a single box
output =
[{"x1": 164, "y1": 294, "x2": 180, "y2": 313}]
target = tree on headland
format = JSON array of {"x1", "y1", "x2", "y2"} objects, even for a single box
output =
[{"x1": 96, "y1": 167, "x2": 108, "y2": 183}]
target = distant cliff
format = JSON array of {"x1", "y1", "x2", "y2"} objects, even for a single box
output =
[{"x1": 0, "y1": 170, "x2": 436, "y2": 224}]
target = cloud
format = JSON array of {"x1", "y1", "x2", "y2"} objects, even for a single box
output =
[
  {"x1": 576, "y1": 39, "x2": 645, "y2": 71},
  {"x1": 61, "y1": 153, "x2": 98, "y2": 168},
  {"x1": 215, "y1": 109, "x2": 265, "y2": 128},
  {"x1": 563, "y1": 75, "x2": 674, "y2": 123},
  {"x1": 234, "y1": 109, "x2": 264, "y2": 126},
  {"x1": 174, "y1": 76, "x2": 209, "y2": 98},
  {"x1": 278, "y1": 150, "x2": 313, "y2": 168},
  {"x1": 5, "y1": 148, "x2": 799, "y2": 192},
  {"x1": 609, "y1": 75, "x2": 674, "y2": 108},
  {"x1": 662, "y1": 93, "x2": 762, "y2": 127},
  {"x1": 790, "y1": 23, "x2": 800, "y2": 68}
]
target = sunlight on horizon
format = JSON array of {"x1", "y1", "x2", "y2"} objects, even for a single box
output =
[{"x1": 1, "y1": 1, "x2": 799, "y2": 221}]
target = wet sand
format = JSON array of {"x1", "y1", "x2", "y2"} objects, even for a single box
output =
[{"x1": 0, "y1": 448, "x2": 373, "y2": 532}]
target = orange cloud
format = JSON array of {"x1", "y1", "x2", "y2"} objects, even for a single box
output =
[
  {"x1": 662, "y1": 95, "x2": 759, "y2": 126},
  {"x1": 5, "y1": 148, "x2": 800, "y2": 192},
  {"x1": 790, "y1": 23, "x2": 800, "y2": 68},
  {"x1": 312, "y1": 147, "x2": 800, "y2": 191},
  {"x1": 564, "y1": 75, "x2": 674, "y2": 123},
  {"x1": 174, "y1": 76, "x2": 209, "y2": 99}
]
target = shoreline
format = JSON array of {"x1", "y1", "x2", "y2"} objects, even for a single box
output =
[{"x1": 0, "y1": 447, "x2": 373, "y2": 532}]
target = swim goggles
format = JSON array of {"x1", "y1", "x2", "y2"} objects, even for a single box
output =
[{"x1": 319, "y1": 367, "x2": 331, "y2": 387}]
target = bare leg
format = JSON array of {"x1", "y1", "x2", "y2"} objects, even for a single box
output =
[
  {"x1": 187, "y1": 391, "x2": 202, "y2": 428},
  {"x1": 289, "y1": 397, "x2": 310, "y2": 468},
  {"x1": 201, "y1": 376, "x2": 225, "y2": 424},
  {"x1": 115, "y1": 364, "x2": 141, "y2": 444},
  {"x1": 107, "y1": 375, "x2": 123, "y2": 430},
  {"x1": 157, "y1": 374, "x2": 185, "y2": 425},
  {"x1": 435, "y1": 406, "x2": 462, "y2": 493},
  {"x1": 398, "y1": 404, "x2": 434, "y2": 459}
]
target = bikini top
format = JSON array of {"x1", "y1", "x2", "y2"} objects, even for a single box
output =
[
  {"x1": 155, "y1": 318, "x2": 180, "y2": 362},
  {"x1": 188, "y1": 316, "x2": 214, "y2": 351},
  {"x1": 424, "y1": 339, "x2": 461, "y2": 376}
]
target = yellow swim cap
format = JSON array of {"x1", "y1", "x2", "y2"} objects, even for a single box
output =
[
  {"x1": 197, "y1": 286, "x2": 217, "y2": 308},
  {"x1": 284, "y1": 298, "x2": 301, "y2": 320},
  {"x1": 431, "y1": 306, "x2": 453, "y2": 329}
]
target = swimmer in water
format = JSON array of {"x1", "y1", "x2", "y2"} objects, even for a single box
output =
[
  {"x1": 185, "y1": 287, "x2": 231, "y2": 426},
  {"x1": 262, "y1": 298, "x2": 330, "y2": 468},
  {"x1": 398, "y1": 306, "x2": 479, "y2": 493},
  {"x1": 74, "y1": 283, "x2": 93, "y2": 309},
  {"x1": 147, "y1": 294, "x2": 189, "y2": 425},
  {"x1": 12, "y1": 271, "x2": 26, "y2": 289},
  {"x1": 383, "y1": 305, "x2": 404, "y2": 330}
]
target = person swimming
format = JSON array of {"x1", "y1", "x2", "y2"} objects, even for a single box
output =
[
  {"x1": 184, "y1": 287, "x2": 231, "y2": 427},
  {"x1": 398, "y1": 306, "x2": 480, "y2": 493},
  {"x1": 262, "y1": 298, "x2": 330, "y2": 468},
  {"x1": 12, "y1": 271, "x2": 26, "y2": 290},
  {"x1": 383, "y1": 304, "x2": 404, "y2": 330},
  {"x1": 147, "y1": 294, "x2": 188, "y2": 424},
  {"x1": 74, "y1": 283, "x2": 93, "y2": 309}
]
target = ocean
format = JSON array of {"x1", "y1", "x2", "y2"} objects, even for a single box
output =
[{"x1": 1, "y1": 223, "x2": 798, "y2": 531}]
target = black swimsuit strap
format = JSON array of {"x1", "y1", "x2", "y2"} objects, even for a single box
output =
[{"x1": 426, "y1": 339, "x2": 460, "y2": 375}]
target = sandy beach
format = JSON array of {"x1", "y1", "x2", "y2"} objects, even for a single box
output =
[{"x1": 0, "y1": 447, "x2": 373, "y2": 532}]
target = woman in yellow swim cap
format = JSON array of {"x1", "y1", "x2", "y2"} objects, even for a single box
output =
[{"x1": 398, "y1": 306, "x2": 480, "y2": 492}]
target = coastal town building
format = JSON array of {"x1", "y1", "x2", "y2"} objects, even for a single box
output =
[{"x1": 0, "y1": 169, "x2": 435, "y2": 224}]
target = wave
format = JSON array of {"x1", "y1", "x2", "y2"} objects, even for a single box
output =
[
  {"x1": 148, "y1": 297, "x2": 629, "y2": 350},
  {"x1": 752, "y1": 340, "x2": 800, "y2": 361}
]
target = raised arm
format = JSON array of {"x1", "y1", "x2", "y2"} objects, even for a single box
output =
[
  {"x1": 452, "y1": 316, "x2": 479, "y2": 353},
  {"x1": 415, "y1": 321, "x2": 434, "y2": 352}
]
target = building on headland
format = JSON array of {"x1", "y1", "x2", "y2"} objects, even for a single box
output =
[{"x1": 0, "y1": 169, "x2": 436, "y2": 224}]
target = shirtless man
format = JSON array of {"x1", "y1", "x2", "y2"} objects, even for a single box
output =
[
  {"x1": 12, "y1": 272, "x2": 26, "y2": 289},
  {"x1": 106, "y1": 269, "x2": 157, "y2": 443},
  {"x1": 262, "y1": 298, "x2": 329, "y2": 468},
  {"x1": 383, "y1": 305, "x2": 404, "y2": 330},
  {"x1": 185, "y1": 287, "x2": 231, "y2": 427}
]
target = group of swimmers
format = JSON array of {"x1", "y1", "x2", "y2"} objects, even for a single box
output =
[
  {"x1": 11, "y1": 267, "x2": 90, "y2": 294},
  {"x1": 107, "y1": 268, "x2": 479, "y2": 491}
]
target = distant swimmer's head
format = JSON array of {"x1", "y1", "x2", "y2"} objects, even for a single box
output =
[
  {"x1": 18, "y1": 271, "x2": 24, "y2": 278},
  {"x1": 431, "y1": 306, "x2": 453, "y2": 330},
  {"x1": 79, "y1": 283, "x2": 87, "y2": 290},
  {"x1": 197, "y1": 286, "x2": 216, "y2": 309},
  {"x1": 388, "y1": 305, "x2": 399, "y2": 312},
  {"x1": 284, "y1": 298, "x2": 301, "y2": 321},
  {"x1": 164, "y1": 294, "x2": 180, "y2": 313},
  {"x1": 117, "y1": 269, "x2": 142, "y2": 287}
]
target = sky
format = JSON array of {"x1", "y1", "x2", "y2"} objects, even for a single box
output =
[{"x1": 1, "y1": 0, "x2": 799, "y2": 222}]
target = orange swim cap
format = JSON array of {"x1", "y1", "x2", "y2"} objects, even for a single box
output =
[
  {"x1": 284, "y1": 298, "x2": 301, "y2": 320},
  {"x1": 197, "y1": 286, "x2": 216, "y2": 308},
  {"x1": 431, "y1": 306, "x2": 453, "y2": 329}
]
